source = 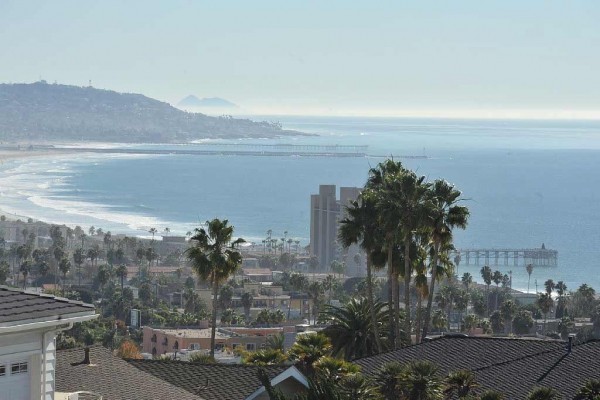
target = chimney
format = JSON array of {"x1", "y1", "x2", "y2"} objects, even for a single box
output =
[
  {"x1": 83, "y1": 347, "x2": 90, "y2": 364},
  {"x1": 566, "y1": 334, "x2": 575, "y2": 354}
]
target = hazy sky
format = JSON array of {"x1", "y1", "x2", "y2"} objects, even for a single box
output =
[{"x1": 1, "y1": 0, "x2": 599, "y2": 117}]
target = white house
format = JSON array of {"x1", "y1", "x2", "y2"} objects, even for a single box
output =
[{"x1": 0, "y1": 286, "x2": 97, "y2": 400}]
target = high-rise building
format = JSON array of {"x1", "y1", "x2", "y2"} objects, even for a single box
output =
[{"x1": 309, "y1": 184, "x2": 363, "y2": 275}]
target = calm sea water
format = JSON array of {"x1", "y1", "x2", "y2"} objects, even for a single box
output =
[{"x1": 1, "y1": 116, "x2": 599, "y2": 292}]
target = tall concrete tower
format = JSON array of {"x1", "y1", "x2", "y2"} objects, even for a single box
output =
[{"x1": 309, "y1": 185, "x2": 363, "y2": 275}]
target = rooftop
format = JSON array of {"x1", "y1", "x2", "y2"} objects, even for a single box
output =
[
  {"x1": 0, "y1": 285, "x2": 95, "y2": 325},
  {"x1": 355, "y1": 336, "x2": 600, "y2": 398},
  {"x1": 56, "y1": 346, "x2": 200, "y2": 400},
  {"x1": 127, "y1": 359, "x2": 287, "y2": 400}
]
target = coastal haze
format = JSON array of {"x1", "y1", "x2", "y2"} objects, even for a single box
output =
[{"x1": 0, "y1": 116, "x2": 599, "y2": 293}]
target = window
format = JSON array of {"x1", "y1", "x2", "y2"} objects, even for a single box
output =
[
  {"x1": 246, "y1": 343, "x2": 256, "y2": 351},
  {"x1": 231, "y1": 343, "x2": 241, "y2": 349},
  {"x1": 189, "y1": 343, "x2": 200, "y2": 350},
  {"x1": 11, "y1": 362, "x2": 27, "y2": 374},
  {"x1": 0, "y1": 365, "x2": 5, "y2": 377}
]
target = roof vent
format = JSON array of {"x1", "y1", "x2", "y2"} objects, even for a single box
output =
[{"x1": 83, "y1": 347, "x2": 91, "y2": 364}]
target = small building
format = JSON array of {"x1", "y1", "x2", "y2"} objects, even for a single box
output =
[
  {"x1": 0, "y1": 285, "x2": 97, "y2": 400},
  {"x1": 142, "y1": 326, "x2": 282, "y2": 356}
]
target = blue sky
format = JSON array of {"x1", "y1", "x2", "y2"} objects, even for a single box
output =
[{"x1": 1, "y1": 0, "x2": 599, "y2": 117}]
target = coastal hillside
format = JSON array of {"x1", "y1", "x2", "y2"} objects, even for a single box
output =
[{"x1": 0, "y1": 81, "x2": 302, "y2": 142}]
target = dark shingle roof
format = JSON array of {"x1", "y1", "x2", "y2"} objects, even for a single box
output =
[
  {"x1": 355, "y1": 336, "x2": 600, "y2": 399},
  {"x1": 127, "y1": 359, "x2": 287, "y2": 400},
  {"x1": 0, "y1": 285, "x2": 95, "y2": 324},
  {"x1": 56, "y1": 346, "x2": 201, "y2": 400},
  {"x1": 354, "y1": 336, "x2": 565, "y2": 375}
]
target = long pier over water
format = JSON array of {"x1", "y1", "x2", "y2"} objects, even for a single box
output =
[
  {"x1": 451, "y1": 245, "x2": 558, "y2": 267},
  {"x1": 32, "y1": 144, "x2": 427, "y2": 159}
]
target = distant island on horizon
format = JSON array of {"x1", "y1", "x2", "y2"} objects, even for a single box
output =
[
  {"x1": 178, "y1": 95, "x2": 238, "y2": 109},
  {"x1": 0, "y1": 81, "x2": 309, "y2": 143}
]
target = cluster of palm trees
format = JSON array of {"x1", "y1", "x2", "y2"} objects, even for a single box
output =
[
  {"x1": 339, "y1": 159, "x2": 469, "y2": 348},
  {"x1": 262, "y1": 230, "x2": 302, "y2": 255}
]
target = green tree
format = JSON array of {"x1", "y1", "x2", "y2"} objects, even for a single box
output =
[
  {"x1": 219, "y1": 284, "x2": 234, "y2": 310},
  {"x1": 396, "y1": 360, "x2": 443, "y2": 400},
  {"x1": 185, "y1": 218, "x2": 245, "y2": 357},
  {"x1": 500, "y1": 299, "x2": 517, "y2": 334},
  {"x1": 19, "y1": 260, "x2": 31, "y2": 289},
  {"x1": 115, "y1": 264, "x2": 128, "y2": 290},
  {"x1": 480, "y1": 391, "x2": 505, "y2": 400},
  {"x1": 287, "y1": 332, "x2": 332, "y2": 377},
  {"x1": 59, "y1": 258, "x2": 71, "y2": 295},
  {"x1": 338, "y1": 195, "x2": 386, "y2": 353},
  {"x1": 526, "y1": 387, "x2": 561, "y2": 400},
  {"x1": 0, "y1": 261, "x2": 9, "y2": 284},
  {"x1": 321, "y1": 297, "x2": 389, "y2": 360},
  {"x1": 374, "y1": 361, "x2": 404, "y2": 400},
  {"x1": 266, "y1": 333, "x2": 285, "y2": 351},
  {"x1": 422, "y1": 179, "x2": 469, "y2": 340},
  {"x1": 444, "y1": 370, "x2": 478, "y2": 399},
  {"x1": 513, "y1": 309, "x2": 534, "y2": 335},
  {"x1": 554, "y1": 281, "x2": 567, "y2": 318},
  {"x1": 480, "y1": 266, "x2": 493, "y2": 316},
  {"x1": 537, "y1": 293, "x2": 554, "y2": 334},
  {"x1": 73, "y1": 248, "x2": 85, "y2": 287},
  {"x1": 526, "y1": 264, "x2": 534, "y2": 293},
  {"x1": 243, "y1": 348, "x2": 287, "y2": 365},
  {"x1": 574, "y1": 379, "x2": 600, "y2": 400},
  {"x1": 544, "y1": 279, "x2": 555, "y2": 296},
  {"x1": 241, "y1": 292, "x2": 254, "y2": 321}
]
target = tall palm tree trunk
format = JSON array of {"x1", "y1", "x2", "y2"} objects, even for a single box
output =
[
  {"x1": 394, "y1": 271, "x2": 401, "y2": 345},
  {"x1": 366, "y1": 257, "x2": 382, "y2": 353},
  {"x1": 210, "y1": 276, "x2": 219, "y2": 358},
  {"x1": 387, "y1": 240, "x2": 397, "y2": 348},
  {"x1": 415, "y1": 292, "x2": 423, "y2": 343},
  {"x1": 403, "y1": 236, "x2": 412, "y2": 345},
  {"x1": 422, "y1": 242, "x2": 440, "y2": 340}
]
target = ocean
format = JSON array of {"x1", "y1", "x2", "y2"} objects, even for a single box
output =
[{"x1": 0, "y1": 116, "x2": 599, "y2": 292}]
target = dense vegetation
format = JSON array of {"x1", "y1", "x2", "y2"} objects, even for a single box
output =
[{"x1": 0, "y1": 81, "x2": 303, "y2": 142}]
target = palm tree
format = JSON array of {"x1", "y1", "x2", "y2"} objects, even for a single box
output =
[
  {"x1": 544, "y1": 279, "x2": 555, "y2": 296},
  {"x1": 422, "y1": 179, "x2": 469, "y2": 340},
  {"x1": 526, "y1": 264, "x2": 534, "y2": 293},
  {"x1": 185, "y1": 218, "x2": 245, "y2": 358},
  {"x1": 444, "y1": 370, "x2": 478, "y2": 399},
  {"x1": 73, "y1": 248, "x2": 85, "y2": 286},
  {"x1": 59, "y1": 258, "x2": 71, "y2": 295},
  {"x1": 480, "y1": 266, "x2": 493, "y2": 316},
  {"x1": 397, "y1": 360, "x2": 443, "y2": 400},
  {"x1": 501, "y1": 299, "x2": 517, "y2": 334},
  {"x1": 19, "y1": 260, "x2": 31, "y2": 289},
  {"x1": 555, "y1": 281, "x2": 567, "y2": 318},
  {"x1": 574, "y1": 379, "x2": 600, "y2": 400},
  {"x1": 265, "y1": 332, "x2": 285, "y2": 351},
  {"x1": 148, "y1": 227, "x2": 157, "y2": 241},
  {"x1": 116, "y1": 264, "x2": 128, "y2": 290},
  {"x1": 375, "y1": 361, "x2": 405, "y2": 400},
  {"x1": 241, "y1": 292, "x2": 253, "y2": 321},
  {"x1": 87, "y1": 248, "x2": 98, "y2": 268},
  {"x1": 492, "y1": 270, "x2": 503, "y2": 311},
  {"x1": 287, "y1": 332, "x2": 332, "y2": 377},
  {"x1": 368, "y1": 160, "x2": 431, "y2": 346},
  {"x1": 526, "y1": 387, "x2": 560, "y2": 400},
  {"x1": 480, "y1": 391, "x2": 505, "y2": 400},
  {"x1": 537, "y1": 293, "x2": 554, "y2": 334},
  {"x1": 321, "y1": 297, "x2": 389, "y2": 360}
]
